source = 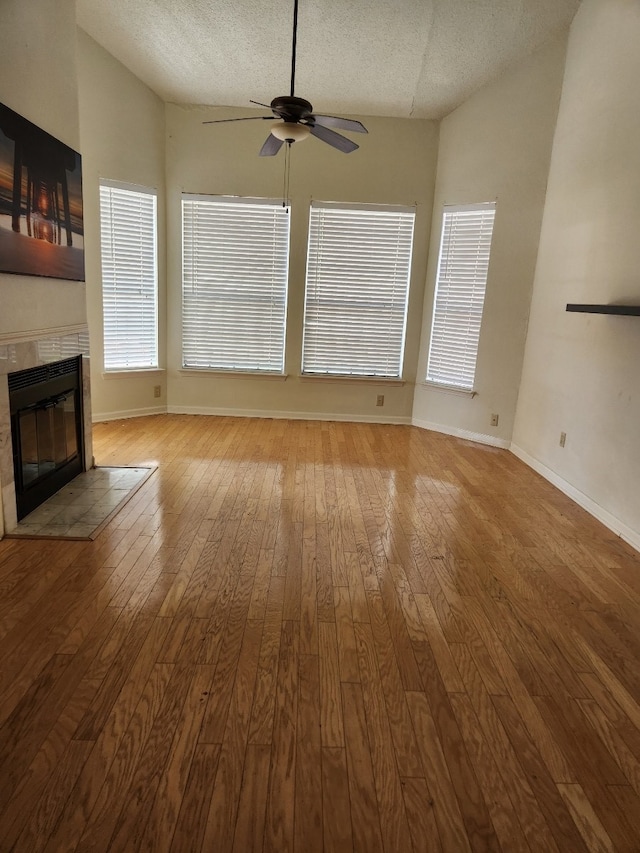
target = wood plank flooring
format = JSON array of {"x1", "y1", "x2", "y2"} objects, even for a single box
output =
[{"x1": 0, "y1": 414, "x2": 639, "y2": 851}]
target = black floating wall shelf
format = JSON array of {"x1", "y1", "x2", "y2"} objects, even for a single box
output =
[{"x1": 566, "y1": 304, "x2": 640, "y2": 316}]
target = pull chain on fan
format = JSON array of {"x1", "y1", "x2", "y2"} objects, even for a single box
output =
[
  {"x1": 282, "y1": 142, "x2": 292, "y2": 211},
  {"x1": 203, "y1": 0, "x2": 367, "y2": 156}
]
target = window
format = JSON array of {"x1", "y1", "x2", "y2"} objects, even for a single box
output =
[
  {"x1": 302, "y1": 202, "x2": 415, "y2": 378},
  {"x1": 182, "y1": 195, "x2": 290, "y2": 372},
  {"x1": 99, "y1": 182, "x2": 158, "y2": 371},
  {"x1": 426, "y1": 202, "x2": 496, "y2": 390}
]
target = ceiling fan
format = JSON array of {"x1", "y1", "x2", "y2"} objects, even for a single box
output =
[{"x1": 203, "y1": 0, "x2": 367, "y2": 156}]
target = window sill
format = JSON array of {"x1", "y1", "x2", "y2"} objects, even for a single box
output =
[
  {"x1": 102, "y1": 368, "x2": 165, "y2": 380},
  {"x1": 419, "y1": 381, "x2": 477, "y2": 397},
  {"x1": 299, "y1": 374, "x2": 405, "y2": 386},
  {"x1": 179, "y1": 368, "x2": 288, "y2": 381}
]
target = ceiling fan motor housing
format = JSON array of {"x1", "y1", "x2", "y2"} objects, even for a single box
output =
[{"x1": 270, "y1": 95, "x2": 313, "y2": 123}]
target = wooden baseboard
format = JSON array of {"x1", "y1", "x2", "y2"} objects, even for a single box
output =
[
  {"x1": 411, "y1": 417, "x2": 510, "y2": 449},
  {"x1": 511, "y1": 443, "x2": 640, "y2": 552}
]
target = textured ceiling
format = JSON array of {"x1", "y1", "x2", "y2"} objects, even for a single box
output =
[{"x1": 76, "y1": 0, "x2": 580, "y2": 120}]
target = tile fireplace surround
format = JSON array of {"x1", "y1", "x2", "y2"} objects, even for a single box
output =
[{"x1": 0, "y1": 326, "x2": 93, "y2": 537}]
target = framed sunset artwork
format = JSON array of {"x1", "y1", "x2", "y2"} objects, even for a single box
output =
[{"x1": 0, "y1": 102, "x2": 84, "y2": 281}]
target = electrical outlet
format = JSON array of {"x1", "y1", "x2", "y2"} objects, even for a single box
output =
[
  {"x1": 376, "y1": 395, "x2": 384, "y2": 407},
  {"x1": 560, "y1": 431, "x2": 566, "y2": 447},
  {"x1": 490, "y1": 413, "x2": 499, "y2": 427},
  {"x1": 154, "y1": 385, "x2": 161, "y2": 398}
]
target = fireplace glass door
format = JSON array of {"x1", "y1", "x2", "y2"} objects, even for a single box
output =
[{"x1": 19, "y1": 391, "x2": 79, "y2": 487}]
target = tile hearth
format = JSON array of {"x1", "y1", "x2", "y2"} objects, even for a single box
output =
[{"x1": 7, "y1": 466, "x2": 154, "y2": 540}]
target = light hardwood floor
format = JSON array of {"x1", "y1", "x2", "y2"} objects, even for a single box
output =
[{"x1": 0, "y1": 414, "x2": 639, "y2": 852}]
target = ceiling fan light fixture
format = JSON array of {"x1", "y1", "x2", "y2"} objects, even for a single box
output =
[{"x1": 271, "y1": 121, "x2": 310, "y2": 143}]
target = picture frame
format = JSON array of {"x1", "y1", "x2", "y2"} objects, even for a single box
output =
[{"x1": 0, "y1": 102, "x2": 84, "y2": 281}]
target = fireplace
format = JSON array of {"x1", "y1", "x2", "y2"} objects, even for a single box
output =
[
  {"x1": 0, "y1": 328, "x2": 92, "y2": 536},
  {"x1": 8, "y1": 355, "x2": 85, "y2": 520}
]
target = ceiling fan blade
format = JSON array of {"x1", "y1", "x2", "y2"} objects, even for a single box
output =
[
  {"x1": 309, "y1": 124, "x2": 359, "y2": 153},
  {"x1": 203, "y1": 116, "x2": 272, "y2": 124},
  {"x1": 249, "y1": 99, "x2": 272, "y2": 108},
  {"x1": 312, "y1": 115, "x2": 368, "y2": 134},
  {"x1": 259, "y1": 134, "x2": 285, "y2": 156}
]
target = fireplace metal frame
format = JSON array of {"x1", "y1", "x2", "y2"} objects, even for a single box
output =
[{"x1": 9, "y1": 355, "x2": 85, "y2": 520}]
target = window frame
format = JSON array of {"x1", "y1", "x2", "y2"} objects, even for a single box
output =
[
  {"x1": 181, "y1": 194, "x2": 291, "y2": 375},
  {"x1": 426, "y1": 201, "x2": 496, "y2": 392},
  {"x1": 301, "y1": 200, "x2": 416, "y2": 379},
  {"x1": 99, "y1": 180, "x2": 159, "y2": 373}
]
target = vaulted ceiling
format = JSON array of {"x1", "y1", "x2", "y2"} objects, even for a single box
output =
[{"x1": 76, "y1": 0, "x2": 580, "y2": 120}]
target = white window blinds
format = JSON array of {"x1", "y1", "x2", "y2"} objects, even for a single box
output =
[
  {"x1": 302, "y1": 202, "x2": 415, "y2": 377},
  {"x1": 182, "y1": 196, "x2": 290, "y2": 372},
  {"x1": 99, "y1": 183, "x2": 158, "y2": 371},
  {"x1": 426, "y1": 202, "x2": 496, "y2": 390}
]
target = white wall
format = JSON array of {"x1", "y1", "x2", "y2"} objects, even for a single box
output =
[
  {"x1": 0, "y1": 0, "x2": 85, "y2": 336},
  {"x1": 412, "y1": 35, "x2": 568, "y2": 447},
  {"x1": 0, "y1": 1, "x2": 89, "y2": 537},
  {"x1": 512, "y1": 0, "x2": 640, "y2": 548},
  {"x1": 77, "y1": 30, "x2": 167, "y2": 420},
  {"x1": 165, "y1": 105, "x2": 438, "y2": 423}
]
